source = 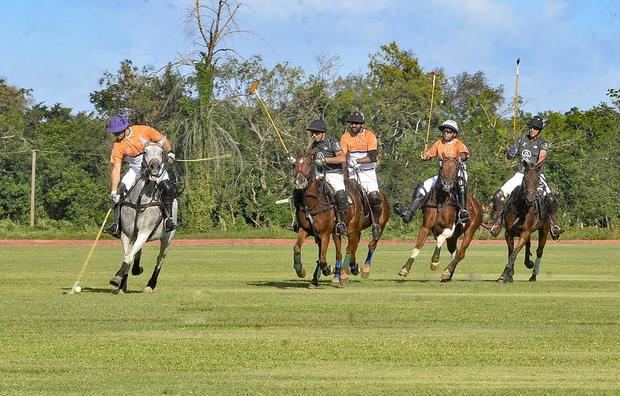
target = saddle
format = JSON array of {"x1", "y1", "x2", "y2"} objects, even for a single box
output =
[{"x1": 347, "y1": 179, "x2": 369, "y2": 216}]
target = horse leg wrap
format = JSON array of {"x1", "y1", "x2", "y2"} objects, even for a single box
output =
[
  {"x1": 533, "y1": 257, "x2": 542, "y2": 275},
  {"x1": 293, "y1": 253, "x2": 303, "y2": 273},
  {"x1": 364, "y1": 249, "x2": 374, "y2": 265},
  {"x1": 115, "y1": 262, "x2": 130, "y2": 277},
  {"x1": 404, "y1": 257, "x2": 414, "y2": 272},
  {"x1": 343, "y1": 253, "x2": 351, "y2": 268}
]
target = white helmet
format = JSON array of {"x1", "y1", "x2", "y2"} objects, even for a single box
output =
[{"x1": 438, "y1": 119, "x2": 459, "y2": 134}]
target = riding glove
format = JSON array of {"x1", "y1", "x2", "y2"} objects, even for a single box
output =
[
  {"x1": 167, "y1": 152, "x2": 176, "y2": 164},
  {"x1": 314, "y1": 157, "x2": 326, "y2": 166},
  {"x1": 110, "y1": 191, "x2": 120, "y2": 205},
  {"x1": 348, "y1": 158, "x2": 360, "y2": 170}
]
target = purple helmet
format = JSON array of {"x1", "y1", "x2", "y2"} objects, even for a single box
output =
[{"x1": 106, "y1": 114, "x2": 130, "y2": 134}]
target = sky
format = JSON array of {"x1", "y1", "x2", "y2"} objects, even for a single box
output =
[{"x1": 1, "y1": 0, "x2": 619, "y2": 115}]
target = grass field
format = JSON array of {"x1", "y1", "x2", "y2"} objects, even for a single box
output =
[{"x1": 1, "y1": 241, "x2": 618, "y2": 394}]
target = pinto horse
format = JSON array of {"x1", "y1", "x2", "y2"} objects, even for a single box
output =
[
  {"x1": 497, "y1": 161, "x2": 550, "y2": 283},
  {"x1": 109, "y1": 144, "x2": 177, "y2": 293},
  {"x1": 291, "y1": 153, "x2": 389, "y2": 287},
  {"x1": 397, "y1": 157, "x2": 482, "y2": 281}
]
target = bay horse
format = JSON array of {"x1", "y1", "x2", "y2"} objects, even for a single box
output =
[
  {"x1": 291, "y1": 152, "x2": 389, "y2": 288},
  {"x1": 497, "y1": 161, "x2": 550, "y2": 283},
  {"x1": 397, "y1": 157, "x2": 482, "y2": 281},
  {"x1": 109, "y1": 144, "x2": 177, "y2": 293}
]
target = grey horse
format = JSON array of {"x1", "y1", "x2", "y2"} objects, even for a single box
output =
[{"x1": 109, "y1": 143, "x2": 177, "y2": 293}]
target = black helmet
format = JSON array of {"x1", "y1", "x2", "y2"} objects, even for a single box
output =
[
  {"x1": 527, "y1": 116, "x2": 544, "y2": 130},
  {"x1": 345, "y1": 110, "x2": 365, "y2": 124},
  {"x1": 307, "y1": 119, "x2": 327, "y2": 132}
]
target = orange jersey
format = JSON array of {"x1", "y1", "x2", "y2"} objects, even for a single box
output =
[
  {"x1": 340, "y1": 128, "x2": 378, "y2": 156},
  {"x1": 110, "y1": 125, "x2": 165, "y2": 165},
  {"x1": 425, "y1": 138, "x2": 469, "y2": 160}
]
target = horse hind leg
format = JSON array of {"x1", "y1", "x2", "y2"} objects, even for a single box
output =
[{"x1": 530, "y1": 228, "x2": 548, "y2": 282}]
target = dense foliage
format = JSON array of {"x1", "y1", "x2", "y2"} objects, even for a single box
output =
[{"x1": 1, "y1": 42, "x2": 618, "y2": 232}]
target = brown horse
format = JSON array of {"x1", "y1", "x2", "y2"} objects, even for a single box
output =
[
  {"x1": 497, "y1": 161, "x2": 550, "y2": 283},
  {"x1": 291, "y1": 153, "x2": 389, "y2": 287},
  {"x1": 397, "y1": 157, "x2": 482, "y2": 281}
]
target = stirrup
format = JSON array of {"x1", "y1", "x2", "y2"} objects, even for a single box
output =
[
  {"x1": 103, "y1": 223, "x2": 121, "y2": 239},
  {"x1": 550, "y1": 225, "x2": 563, "y2": 240},
  {"x1": 164, "y1": 218, "x2": 177, "y2": 232},
  {"x1": 489, "y1": 222, "x2": 501, "y2": 237},
  {"x1": 335, "y1": 222, "x2": 347, "y2": 236},
  {"x1": 458, "y1": 210, "x2": 470, "y2": 223}
]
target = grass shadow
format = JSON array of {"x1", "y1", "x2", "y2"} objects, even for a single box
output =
[{"x1": 247, "y1": 280, "x2": 347, "y2": 289}]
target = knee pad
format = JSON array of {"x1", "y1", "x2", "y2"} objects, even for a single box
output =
[{"x1": 159, "y1": 179, "x2": 176, "y2": 202}]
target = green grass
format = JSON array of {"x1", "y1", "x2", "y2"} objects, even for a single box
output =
[{"x1": 0, "y1": 242, "x2": 619, "y2": 394}]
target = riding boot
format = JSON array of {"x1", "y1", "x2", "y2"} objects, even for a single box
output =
[
  {"x1": 368, "y1": 191, "x2": 383, "y2": 240},
  {"x1": 393, "y1": 183, "x2": 426, "y2": 223},
  {"x1": 103, "y1": 203, "x2": 122, "y2": 238},
  {"x1": 487, "y1": 189, "x2": 506, "y2": 237},
  {"x1": 288, "y1": 189, "x2": 303, "y2": 232},
  {"x1": 335, "y1": 190, "x2": 348, "y2": 236},
  {"x1": 103, "y1": 183, "x2": 126, "y2": 239},
  {"x1": 545, "y1": 192, "x2": 564, "y2": 240},
  {"x1": 159, "y1": 179, "x2": 177, "y2": 232},
  {"x1": 457, "y1": 179, "x2": 470, "y2": 223}
]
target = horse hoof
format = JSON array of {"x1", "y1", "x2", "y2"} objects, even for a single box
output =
[
  {"x1": 109, "y1": 276, "x2": 122, "y2": 288},
  {"x1": 441, "y1": 269, "x2": 452, "y2": 281},
  {"x1": 529, "y1": 275, "x2": 537, "y2": 282},
  {"x1": 361, "y1": 264, "x2": 370, "y2": 279},
  {"x1": 308, "y1": 283, "x2": 318, "y2": 289},
  {"x1": 398, "y1": 268, "x2": 409, "y2": 277},
  {"x1": 430, "y1": 262, "x2": 440, "y2": 271},
  {"x1": 331, "y1": 278, "x2": 343, "y2": 288},
  {"x1": 350, "y1": 264, "x2": 359, "y2": 276},
  {"x1": 321, "y1": 266, "x2": 333, "y2": 276},
  {"x1": 296, "y1": 268, "x2": 306, "y2": 278},
  {"x1": 132, "y1": 265, "x2": 143, "y2": 276},
  {"x1": 524, "y1": 260, "x2": 534, "y2": 270},
  {"x1": 144, "y1": 286, "x2": 154, "y2": 293},
  {"x1": 112, "y1": 288, "x2": 124, "y2": 295}
]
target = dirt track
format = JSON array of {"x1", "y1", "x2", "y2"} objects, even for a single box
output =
[{"x1": 0, "y1": 239, "x2": 617, "y2": 247}]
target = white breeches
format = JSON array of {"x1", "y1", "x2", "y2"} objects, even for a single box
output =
[
  {"x1": 348, "y1": 168, "x2": 379, "y2": 193},
  {"x1": 316, "y1": 172, "x2": 346, "y2": 192},
  {"x1": 500, "y1": 172, "x2": 551, "y2": 197},
  {"x1": 121, "y1": 167, "x2": 169, "y2": 191}
]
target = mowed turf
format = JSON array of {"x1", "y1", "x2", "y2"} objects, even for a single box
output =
[{"x1": 0, "y1": 241, "x2": 618, "y2": 395}]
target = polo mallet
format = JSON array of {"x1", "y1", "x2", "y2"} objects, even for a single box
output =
[
  {"x1": 513, "y1": 58, "x2": 521, "y2": 138},
  {"x1": 423, "y1": 71, "x2": 439, "y2": 155},
  {"x1": 69, "y1": 208, "x2": 113, "y2": 294},
  {"x1": 248, "y1": 81, "x2": 290, "y2": 156}
]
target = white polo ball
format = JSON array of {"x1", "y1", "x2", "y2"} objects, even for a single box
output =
[{"x1": 74, "y1": 286, "x2": 81, "y2": 293}]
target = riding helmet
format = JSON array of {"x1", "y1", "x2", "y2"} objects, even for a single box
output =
[
  {"x1": 106, "y1": 114, "x2": 130, "y2": 134},
  {"x1": 527, "y1": 115, "x2": 545, "y2": 130},
  {"x1": 306, "y1": 119, "x2": 327, "y2": 133},
  {"x1": 345, "y1": 110, "x2": 365, "y2": 124},
  {"x1": 438, "y1": 119, "x2": 459, "y2": 134}
]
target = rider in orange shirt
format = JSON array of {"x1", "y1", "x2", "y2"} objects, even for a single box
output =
[
  {"x1": 104, "y1": 115, "x2": 177, "y2": 238},
  {"x1": 394, "y1": 119, "x2": 471, "y2": 224}
]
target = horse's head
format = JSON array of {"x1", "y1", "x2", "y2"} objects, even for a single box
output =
[
  {"x1": 521, "y1": 160, "x2": 541, "y2": 206},
  {"x1": 292, "y1": 151, "x2": 315, "y2": 190},
  {"x1": 143, "y1": 143, "x2": 165, "y2": 181},
  {"x1": 438, "y1": 157, "x2": 459, "y2": 192}
]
